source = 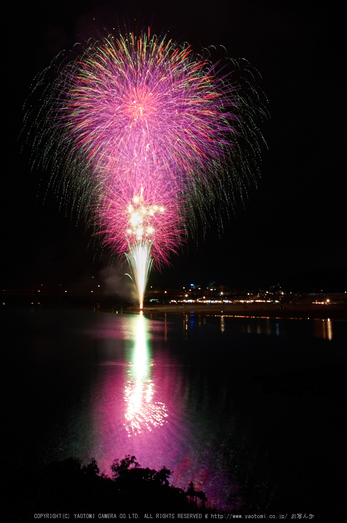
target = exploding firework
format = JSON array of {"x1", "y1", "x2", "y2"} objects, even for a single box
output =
[{"x1": 26, "y1": 28, "x2": 267, "y2": 308}]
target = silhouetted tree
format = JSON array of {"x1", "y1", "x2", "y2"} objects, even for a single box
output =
[
  {"x1": 187, "y1": 481, "x2": 207, "y2": 506},
  {"x1": 82, "y1": 457, "x2": 99, "y2": 477},
  {"x1": 111, "y1": 454, "x2": 140, "y2": 479}
]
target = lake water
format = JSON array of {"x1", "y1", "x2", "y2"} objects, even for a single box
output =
[{"x1": 3, "y1": 307, "x2": 347, "y2": 518}]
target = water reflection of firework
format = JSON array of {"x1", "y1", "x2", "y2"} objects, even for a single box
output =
[
  {"x1": 124, "y1": 313, "x2": 168, "y2": 434},
  {"x1": 52, "y1": 312, "x2": 241, "y2": 510},
  {"x1": 27, "y1": 29, "x2": 267, "y2": 306},
  {"x1": 86, "y1": 314, "x2": 183, "y2": 475},
  {"x1": 124, "y1": 379, "x2": 168, "y2": 435}
]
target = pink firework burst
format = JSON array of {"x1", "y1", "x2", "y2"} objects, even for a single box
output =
[{"x1": 27, "y1": 28, "x2": 267, "y2": 305}]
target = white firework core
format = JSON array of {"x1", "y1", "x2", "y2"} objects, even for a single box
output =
[{"x1": 126, "y1": 241, "x2": 153, "y2": 309}]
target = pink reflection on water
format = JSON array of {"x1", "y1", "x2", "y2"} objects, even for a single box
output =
[
  {"x1": 83, "y1": 313, "x2": 236, "y2": 510},
  {"x1": 124, "y1": 379, "x2": 169, "y2": 435},
  {"x1": 87, "y1": 314, "x2": 189, "y2": 474},
  {"x1": 123, "y1": 313, "x2": 168, "y2": 435}
]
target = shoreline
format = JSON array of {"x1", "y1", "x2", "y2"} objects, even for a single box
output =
[{"x1": 139, "y1": 302, "x2": 347, "y2": 320}]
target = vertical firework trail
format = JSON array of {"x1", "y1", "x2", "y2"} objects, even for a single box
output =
[{"x1": 26, "y1": 29, "x2": 267, "y2": 308}]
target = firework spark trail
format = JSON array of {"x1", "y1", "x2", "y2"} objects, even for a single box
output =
[{"x1": 26, "y1": 29, "x2": 267, "y2": 307}]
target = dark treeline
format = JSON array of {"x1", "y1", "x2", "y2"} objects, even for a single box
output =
[{"x1": 4, "y1": 455, "x2": 211, "y2": 521}]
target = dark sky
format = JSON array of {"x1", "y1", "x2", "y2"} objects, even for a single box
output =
[{"x1": 2, "y1": 1, "x2": 345, "y2": 292}]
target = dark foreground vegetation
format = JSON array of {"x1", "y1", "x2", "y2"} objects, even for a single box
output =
[{"x1": 4, "y1": 455, "x2": 211, "y2": 521}]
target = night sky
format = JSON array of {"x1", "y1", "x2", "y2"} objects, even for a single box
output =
[{"x1": 2, "y1": 1, "x2": 345, "y2": 292}]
